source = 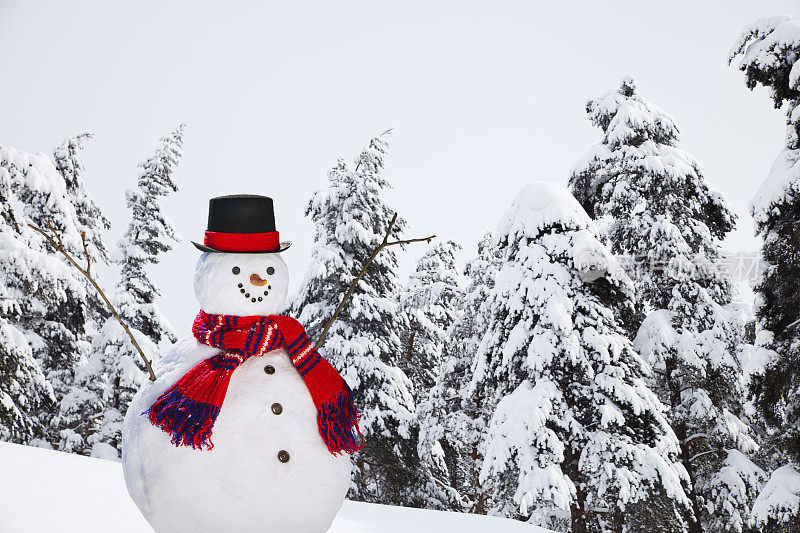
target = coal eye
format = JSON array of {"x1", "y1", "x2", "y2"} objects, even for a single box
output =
[
  {"x1": 266, "y1": 266, "x2": 275, "y2": 275},
  {"x1": 232, "y1": 266, "x2": 240, "y2": 275}
]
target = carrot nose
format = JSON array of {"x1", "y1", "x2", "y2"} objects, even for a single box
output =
[{"x1": 250, "y1": 273, "x2": 268, "y2": 286}]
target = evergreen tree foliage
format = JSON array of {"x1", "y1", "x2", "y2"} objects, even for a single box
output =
[
  {"x1": 72, "y1": 320, "x2": 158, "y2": 458},
  {"x1": 569, "y1": 76, "x2": 736, "y2": 325},
  {"x1": 398, "y1": 239, "x2": 463, "y2": 511},
  {"x1": 289, "y1": 132, "x2": 433, "y2": 506},
  {"x1": 571, "y1": 78, "x2": 762, "y2": 532},
  {"x1": 116, "y1": 124, "x2": 183, "y2": 344},
  {"x1": 0, "y1": 315, "x2": 52, "y2": 443},
  {"x1": 53, "y1": 133, "x2": 111, "y2": 264},
  {"x1": 730, "y1": 15, "x2": 800, "y2": 529},
  {"x1": 0, "y1": 144, "x2": 89, "y2": 444},
  {"x1": 76, "y1": 125, "x2": 184, "y2": 457},
  {"x1": 475, "y1": 182, "x2": 690, "y2": 532},
  {"x1": 12, "y1": 150, "x2": 93, "y2": 448},
  {"x1": 53, "y1": 134, "x2": 112, "y2": 324},
  {"x1": 417, "y1": 233, "x2": 502, "y2": 514},
  {"x1": 0, "y1": 176, "x2": 54, "y2": 442},
  {"x1": 48, "y1": 133, "x2": 115, "y2": 452},
  {"x1": 399, "y1": 239, "x2": 462, "y2": 403}
]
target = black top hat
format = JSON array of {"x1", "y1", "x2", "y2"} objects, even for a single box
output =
[{"x1": 192, "y1": 194, "x2": 291, "y2": 254}]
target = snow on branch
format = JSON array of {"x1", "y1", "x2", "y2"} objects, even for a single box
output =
[
  {"x1": 28, "y1": 220, "x2": 157, "y2": 382},
  {"x1": 314, "y1": 212, "x2": 435, "y2": 349}
]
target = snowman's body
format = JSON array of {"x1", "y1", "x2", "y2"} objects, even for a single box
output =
[{"x1": 122, "y1": 251, "x2": 352, "y2": 533}]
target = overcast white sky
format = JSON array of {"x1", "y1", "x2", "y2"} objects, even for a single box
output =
[{"x1": 1, "y1": 1, "x2": 796, "y2": 333}]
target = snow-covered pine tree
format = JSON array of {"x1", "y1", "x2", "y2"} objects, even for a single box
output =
[
  {"x1": 47, "y1": 133, "x2": 116, "y2": 452},
  {"x1": 398, "y1": 239, "x2": 463, "y2": 511},
  {"x1": 0, "y1": 144, "x2": 91, "y2": 444},
  {"x1": 53, "y1": 134, "x2": 111, "y2": 323},
  {"x1": 81, "y1": 125, "x2": 183, "y2": 457},
  {"x1": 729, "y1": 15, "x2": 800, "y2": 530},
  {"x1": 569, "y1": 77, "x2": 737, "y2": 328},
  {"x1": 14, "y1": 154, "x2": 91, "y2": 449},
  {"x1": 80, "y1": 319, "x2": 159, "y2": 459},
  {"x1": 0, "y1": 149, "x2": 54, "y2": 442},
  {"x1": 634, "y1": 302, "x2": 765, "y2": 533},
  {"x1": 417, "y1": 232, "x2": 502, "y2": 514},
  {"x1": 115, "y1": 124, "x2": 183, "y2": 345},
  {"x1": 399, "y1": 239, "x2": 462, "y2": 404},
  {"x1": 288, "y1": 133, "x2": 428, "y2": 506},
  {"x1": 476, "y1": 182, "x2": 690, "y2": 532},
  {"x1": 0, "y1": 313, "x2": 52, "y2": 443},
  {"x1": 53, "y1": 133, "x2": 110, "y2": 265},
  {"x1": 570, "y1": 77, "x2": 763, "y2": 532}
]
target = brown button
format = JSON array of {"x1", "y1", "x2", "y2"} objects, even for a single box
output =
[
  {"x1": 277, "y1": 450, "x2": 290, "y2": 463},
  {"x1": 264, "y1": 365, "x2": 275, "y2": 375},
  {"x1": 271, "y1": 403, "x2": 283, "y2": 415}
]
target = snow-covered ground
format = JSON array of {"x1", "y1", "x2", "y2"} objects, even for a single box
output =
[{"x1": 0, "y1": 442, "x2": 546, "y2": 532}]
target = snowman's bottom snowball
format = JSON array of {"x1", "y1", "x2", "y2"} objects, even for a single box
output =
[{"x1": 122, "y1": 341, "x2": 352, "y2": 533}]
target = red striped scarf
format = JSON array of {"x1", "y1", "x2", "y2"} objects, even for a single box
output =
[{"x1": 146, "y1": 311, "x2": 364, "y2": 455}]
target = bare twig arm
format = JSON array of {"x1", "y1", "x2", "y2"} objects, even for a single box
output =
[
  {"x1": 314, "y1": 212, "x2": 435, "y2": 349},
  {"x1": 28, "y1": 222, "x2": 157, "y2": 382},
  {"x1": 385, "y1": 236, "x2": 438, "y2": 247}
]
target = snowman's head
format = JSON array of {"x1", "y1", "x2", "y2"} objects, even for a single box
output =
[{"x1": 194, "y1": 252, "x2": 289, "y2": 316}]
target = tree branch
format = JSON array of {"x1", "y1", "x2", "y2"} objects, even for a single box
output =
[
  {"x1": 780, "y1": 316, "x2": 800, "y2": 339},
  {"x1": 688, "y1": 448, "x2": 724, "y2": 464},
  {"x1": 81, "y1": 232, "x2": 91, "y2": 275},
  {"x1": 681, "y1": 433, "x2": 708, "y2": 445},
  {"x1": 404, "y1": 327, "x2": 416, "y2": 362},
  {"x1": 314, "y1": 212, "x2": 435, "y2": 349},
  {"x1": 29, "y1": 222, "x2": 157, "y2": 382}
]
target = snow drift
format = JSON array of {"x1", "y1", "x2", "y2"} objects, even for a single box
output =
[{"x1": 0, "y1": 441, "x2": 547, "y2": 532}]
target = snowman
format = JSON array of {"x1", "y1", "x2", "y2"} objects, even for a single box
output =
[{"x1": 122, "y1": 195, "x2": 361, "y2": 533}]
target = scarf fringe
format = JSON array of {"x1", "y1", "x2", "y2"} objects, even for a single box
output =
[
  {"x1": 317, "y1": 383, "x2": 364, "y2": 455},
  {"x1": 146, "y1": 385, "x2": 220, "y2": 450}
]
